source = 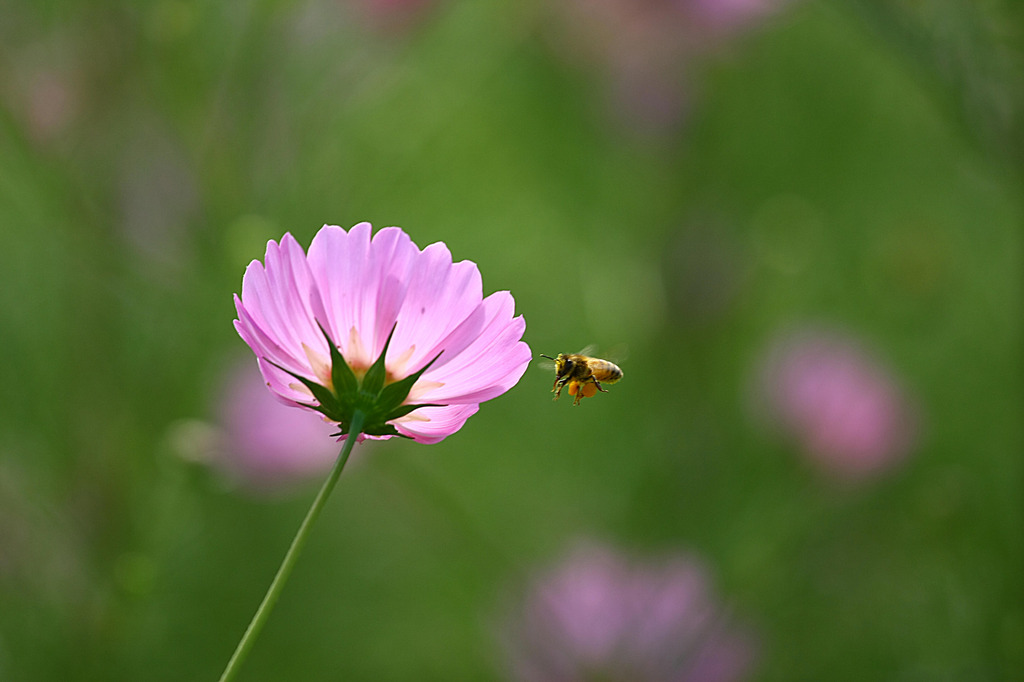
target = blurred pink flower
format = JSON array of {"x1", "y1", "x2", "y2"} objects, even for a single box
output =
[
  {"x1": 233, "y1": 222, "x2": 531, "y2": 444},
  {"x1": 753, "y1": 327, "x2": 919, "y2": 480},
  {"x1": 689, "y1": 0, "x2": 787, "y2": 31},
  {"x1": 23, "y1": 68, "x2": 79, "y2": 143},
  {"x1": 2, "y1": 45, "x2": 82, "y2": 147},
  {"x1": 500, "y1": 542, "x2": 757, "y2": 682},
  {"x1": 218, "y1": 359, "x2": 341, "y2": 487},
  {"x1": 354, "y1": 0, "x2": 437, "y2": 30},
  {"x1": 552, "y1": 0, "x2": 792, "y2": 134},
  {"x1": 166, "y1": 361, "x2": 340, "y2": 493}
]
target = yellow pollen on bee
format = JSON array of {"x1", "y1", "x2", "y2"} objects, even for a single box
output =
[{"x1": 567, "y1": 381, "x2": 598, "y2": 399}]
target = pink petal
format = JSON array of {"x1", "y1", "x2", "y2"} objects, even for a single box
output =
[
  {"x1": 395, "y1": 403, "x2": 480, "y2": 443},
  {"x1": 387, "y1": 243, "x2": 484, "y2": 376},
  {"x1": 420, "y1": 291, "x2": 531, "y2": 403},
  {"x1": 235, "y1": 234, "x2": 326, "y2": 377},
  {"x1": 255, "y1": 356, "x2": 317, "y2": 408},
  {"x1": 307, "y1": 223, "x2": 420, "y2": 367}
]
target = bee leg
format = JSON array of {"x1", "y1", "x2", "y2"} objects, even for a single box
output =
[
  {"x1": 571, "y1": 378, "x2": 599, "y2": 405},
  {"x1": 552, "y1": 377, "x2": 568, "y2": 400},
  {"x1": 593, "y1": 379, "x2": 609, "y2": 393},
  {"x1": 570, "y1": 382, "x2": 581, "y2": 406}
]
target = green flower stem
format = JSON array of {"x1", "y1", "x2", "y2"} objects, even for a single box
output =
[{"x1": 217, "y1": 410, "x2": 366, "y2": 682}]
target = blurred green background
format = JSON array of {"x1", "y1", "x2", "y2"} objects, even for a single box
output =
[{"x1": 1, "y1": 0, "x2": 1021, "y2": 680}]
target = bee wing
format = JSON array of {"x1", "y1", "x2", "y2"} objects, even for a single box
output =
[
  {"x1": 575, "y1": 344, "x2": 628, "y2": 364},
  {"x1": 603, "y1": 343, "x2": 629, "y2": 365}
]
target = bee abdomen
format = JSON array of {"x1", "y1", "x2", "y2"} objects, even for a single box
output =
[{"x1": 592, "y1": 360, "x2": 623, "y2": 383}]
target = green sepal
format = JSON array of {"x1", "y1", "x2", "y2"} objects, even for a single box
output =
[
  {"x1": 350, "y1": 404, "x2": 440, "y2": 439},
  {"x1": 382, "y1": 403, "x2": 442, "y2": 422},
  {"x1": 360, "y1": 324, "x2": 397, "y2": 399},
  {"x1": 332, "y1": 422, "x2": 405, "y2": 439},
  {"x1": 376, "y1": 351, "x2": 444, "y2": 415},
  {"x1": 318, "y1": 322, "x2": 358, "y2": 400},
  {"x1": 363, "y1": 422, "x2": 404, "y2": 438},
  {"x1": 260, "y1": 322, "x2": 447, "y2": 440},
  {"x1": 265, "y1": 359, "x2": 347, "y2": 422}
]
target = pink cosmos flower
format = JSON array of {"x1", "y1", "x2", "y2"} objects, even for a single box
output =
[
  {"x1": 500, "y1": 542, "x2": 758, "y2": 682},
  {"x1": 752, "y1": 327, "x2": 919, "y2": 480},
  {"x1": 233, "y1": 222, "x2": 531, "y2": 444}
]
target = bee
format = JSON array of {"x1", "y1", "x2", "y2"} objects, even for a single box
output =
[{"x1": 538, "y1": 351, "x2": 623, "y2": 406}]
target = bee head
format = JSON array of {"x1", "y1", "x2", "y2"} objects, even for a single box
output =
[
  {"x1": 559, "y1": 355, "x2": 575, "y2": 376},
  {"x1": 538, "y1": 353, "x2": 571, "y2": 377}
]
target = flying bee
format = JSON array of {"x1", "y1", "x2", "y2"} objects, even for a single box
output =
[{"x1": 538, "y1": 350, "x2": 623, "y2": 406}]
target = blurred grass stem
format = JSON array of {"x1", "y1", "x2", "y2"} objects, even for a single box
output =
[{"x1": 217, "y1": 410, "x2": 366, "y2": 682}]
